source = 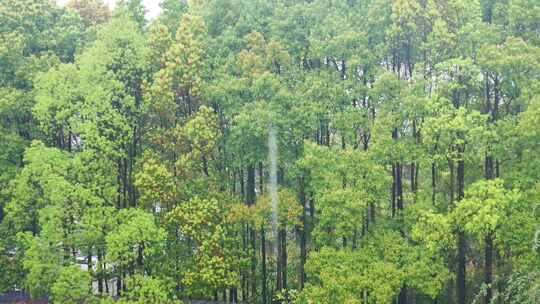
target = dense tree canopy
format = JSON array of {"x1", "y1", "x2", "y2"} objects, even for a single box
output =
[{"x1": 1, "y1": 0, "x2": 539, "y2": 303}]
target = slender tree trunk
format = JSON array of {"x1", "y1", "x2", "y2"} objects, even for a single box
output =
[
  {"x1": 129, "y1": 128, "x2": 137, "y2": 206},
  {"x1": 398, "y1": 285, "x2": 408, "y2": 304},
  {"x1": 457, "y1": 161, "x2": 464, "y2": 202},
  {"x1": 369, "y1": 202, "x2": 375, "y2": 227},
  {"x1": 281, "y1": 227, "x2": 287, "y2": 290},
  {"x1": 353, "y1": 227, "x2": 358, "y2": 249},
  {"x1": 247, "y1": 165, "x2": 255, "y2": 205},
  {"x1": 457, "y1": 146, "x2": 466, "y2": 304},
  {"x1": 299, "y1": 175, "x2": 307, "y2": 290},
  {"x1": 483, "y1": 73, "x2": 498, "y2": 304},
  {"x1": 431, "y1": 162, "x2": 436, "y2": 205},
  {"x1": 232, "y1": 169, "x2": 237, "y2": 194},
  {"x1": 250, "y1": 232, "x2": 257, "y2": 299},
  {"x1": 68, "y1": 130, "x2": 72, "y2": 152},
  {"x1": 410, "y1": 162, "x2": 416, "y2": 194},
  {"x1": 259, "y1": 162, "x2": 264, "y2": 194},
  {"x1": 485, "y1": 233, "x2": 493, "y2": 304},
  {"x1": 87, "y1": 250, "x2": 92, "y2": 282},
  {"x1": 116, "y1": 275, "x2": 121, "y2": 297},
  {"x1": 261, "y1": 227, "x2": 267, "y2": 304},
  {"x1": 231, "y1": 287, "x2": 238, "y2": 303},
  {"x1": 325, "y1": 120, "x2": 330, "y2": 146},
  {"x1": 396, "y1": 163, "x2": 404, "y2": 211},
  {"x1": 449, "y1": 160, "x2": 455, "y2": 205},
  {"x1": 246, "y1": 164, "x2": 257, "y2": 300},
  {"x1": 391, "y1": 164, "x2": 396, "y2": 217},
  {"x1": 457, "y1": 231, "x2": 466, "y2": 304},
  {"x1": 277, "y1": 228, "x2": 282, "y2": 291},
  {"x1": 484, "y1": 155, "x2": 495, "y2": 304},
  {"x1": 137, "y1": 243, "x2": 144, "y2": 271},
  {"x1": 392, "y1": 128, "x2": 403, "y2": 215},
  {"x1": 202, "y1": 155, "x2": 209, "y2": 176},
  {"x1": 485, "y1": 155, "x2": 494, "y2": 180},
  {"x1": 117, "y1": 160, "x2": 123, "y2": 208},
  {"x1": 123, "y1": 156, "x2": 128, "y2": 208},
  {"x1": 309, "y1": 197, "x2": 315, "y2": 218},
  {"x1": 240, "y1": 166, "x2": 247, "y2": 301},
  {"x1": 103, "y1": 252, "x2": 109, "y2": 294},
  {"x1": 241, "y1": 224, "x2": 247, "y2": 302},
  {"x1": 250, "y1": 228, "x2": 256, "y2": 299},
  {"x1": 411, "y1": 121, "x2": 419, "y2": 198},
  {"x1": 240, "y1": 168, "x2": 245, "y2": 200},
  {"x1": 97, "y1": 249, "x2": 103, "y2": 294}
]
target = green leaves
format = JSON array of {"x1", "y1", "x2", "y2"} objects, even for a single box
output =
[
  {"x1": 411, "y1": 207, "x2": 455, "y2": 253},
  {"x1": 498, "y1": 271, "x2": 540, "y2": 304},
  {"x1": 300, "y1": 142, "x2": 389, "y2": 249},
  {"x1": 453, "y1": 179, "x2": 519, "y2": 236},
  {"x1": 1, "y1": 0, "x2": 539, "y2": 302},
  {"x1": 255, "y1": 187, "x2": 302, "y2": 228},
  {"x1": 134, "y1": 154, "x2": 176, "y2": 213},
  {"x1": 146, "y1": 14, "x2": 208, "y2": 127},
  {"x1": 51, "y1": 265, "x2": 93, "y2": 304},
  {"x1": 22, "y1": 236, "x2": 62, "y2": 298},
  {"x1": 75, "y1": 14, "x2": 147, "y2": 157},
  {"x1": 106, "y1": 208, "x2": 165, "y2": 273},
  {"x1": 301, "y1": 229, "x2": 450, "y2": 304},
  {"x1": 166, "y1": 196, "x2": 238, "y2": 295},
  {"x1": 123, "y1": 274, "x2": 179, "y2": 304},
  {"x1": 33, "y1": 63, "x2": 81, "y2": 148}
]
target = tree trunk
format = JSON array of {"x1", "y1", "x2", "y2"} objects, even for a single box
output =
[
  {"x1": 240, "y1": 168, "x2": 245, "y2": 200},
  {"x1": 396, "y1": 163, "x2": 404, "y2": 211},
  {"x1": 116, "y1": 275, "x2": 121, "y2": 297},
  {"x1": 398, "y1": 285, "x2": 408, "y2": 304},
  {"x1": 449, "y1": 160, "x2": 455, "y2": 205},
  {"x1": 457, "y1": 149, "x2": 466, "y2": 304},
  {"x1": 259, "y1": 161, "x2": 264, "y2": 194},
  {"x1": 391, "y1": 164, "x2": 396, "y2": 217},
  {"x1": 247, "y1": 165, "x2": 255, "y2": 206},
  {"x1": 457, "y1": 231, "x2": 466, "y2": 304},
  {"x1": 137, "y1": 243, "x2": 144, "y2": 271},
  {"x1": 392, "y1": 128, "x2": 403, "y2": 215},
  {"x1": 281, "y1": 227, "x2": 287, "y2": 290},
  {"x1": 231, "y1": 287, "x2": 238, "y2": 303},
  {"x1": 485, "y1": 233, "x2": 493, "y2": 304},
  {"x1": 97, "y1": 249, "x2": 103, "y2": 294},
  {"x1": 246, "y1": 164, "x2": 257, "y2": 299},
  {"x1": 299, "y1": 176, "x2": 307, "y2": 290},
  {"x1": 117, "y1": 160, "x2": 123, "y2": 209},
  {"x1": 485, "y1": 155, "x2": 494, "y2": 180},
  {"x1": 261, "y1": 227, "x2": 267, "y2": 304},
  {"x1": 484, "y1": 73, "x2": 498, "y2": 303},
  {"x1": 123, "y1": 156, "x2": 128, "y2": 208},
  {"x1": 431, "y1": 162, "x2": 436, "y2": 205},
  {"x1": 277, "y1": 228, "x2": 282, "y2": 291},
  {"x1": 87, "y1": 250, "x2": 92, "y2": 282},
  {"x1": 250, "y1": 228, "x2": 256, "y2": 299},
  {"x1": 410, "y1": 162, "x2": 416, "y2": 194},
  {"x1": 241, "y1": 224, "x2": 247, "y2": 302}
]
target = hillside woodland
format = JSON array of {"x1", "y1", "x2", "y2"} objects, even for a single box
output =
[{"x1": 0, "y1": 0, "x2": 540, "y2": 303}]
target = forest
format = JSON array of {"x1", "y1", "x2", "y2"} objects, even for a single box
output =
[{"x1": 0, "y1": 0, "x2": 539, "y2": 303}]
